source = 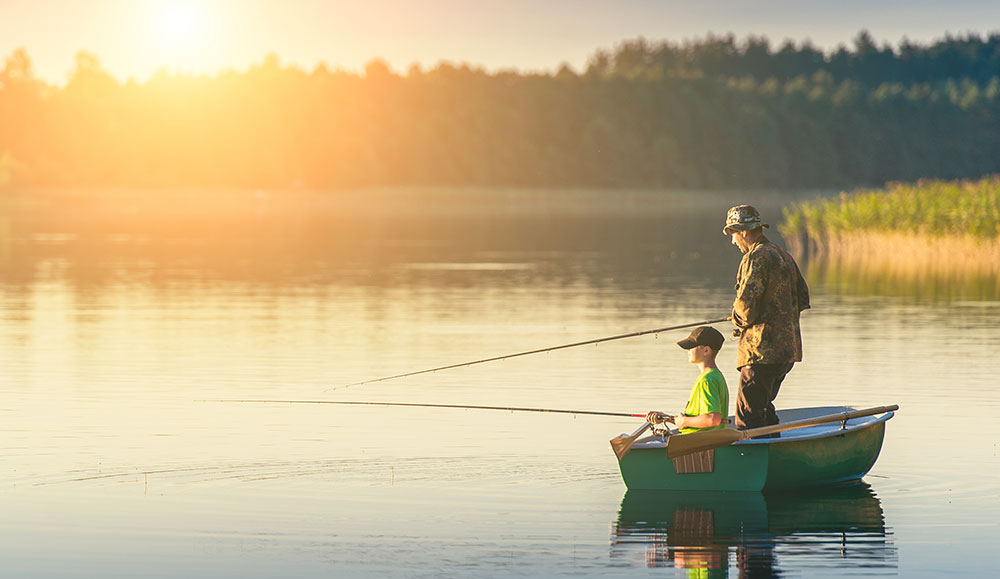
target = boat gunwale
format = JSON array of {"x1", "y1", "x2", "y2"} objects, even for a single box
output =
[{"x1": 629, "y1": 407, "x2": 895, "y2": 450}]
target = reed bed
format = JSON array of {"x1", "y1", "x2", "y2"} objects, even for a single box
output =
[{"x1": 780, "y1": 176, "x2": 1000, "y2": 278}]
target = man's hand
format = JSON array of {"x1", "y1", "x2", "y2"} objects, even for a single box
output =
[{"x1": 645, "y1": 411, "x2": 665, "y2": 424}]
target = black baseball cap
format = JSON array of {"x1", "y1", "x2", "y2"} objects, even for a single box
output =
[{"x1": 677, "y1": 326, "x2": 724, "y2": 351}]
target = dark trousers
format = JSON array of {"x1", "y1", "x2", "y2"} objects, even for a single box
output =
[{"x1": 735, "y1": 362, "x2": 794, "y2": 430}]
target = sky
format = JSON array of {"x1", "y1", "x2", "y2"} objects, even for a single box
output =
[{"x1": 3, "y1": 0, "x2": 1000, "y2": 85}]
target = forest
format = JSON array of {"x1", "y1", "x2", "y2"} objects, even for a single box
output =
[{"x1": 3, "y1": 31, "x2": 1000, "y2": 190}]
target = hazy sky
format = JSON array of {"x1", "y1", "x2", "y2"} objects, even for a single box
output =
[{"x1": 4, "y1": 0, "x2": 1000, "y2": 84}]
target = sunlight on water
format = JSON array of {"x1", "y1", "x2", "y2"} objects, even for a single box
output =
[{"x1": 1, "y1": 188, "x2": 998, "y2": 577}]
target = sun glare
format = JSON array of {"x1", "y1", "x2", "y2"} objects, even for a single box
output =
[
  {"x1": 161, "y1": 2, "x2": 199, "y2": 42},
  {"x1": 146, "y1": 0, "x2": 210, "y2": 70}
]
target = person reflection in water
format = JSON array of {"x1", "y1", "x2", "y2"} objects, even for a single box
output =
[
  {"x1": 629, "y1": 502, "x2": 775, "y2": 578},
  {"x1": 645, "y1": 326, "x2": 729, "y2": 434},
  {"x1": 670, "y1": 544, "x2": 729, "y2": 577},
  {"x1": 650, "y1": 506, "x2": 767, "y2": 578},
  {"x1": 724, "y1": 204, "x2": 810, "y2": 432}
]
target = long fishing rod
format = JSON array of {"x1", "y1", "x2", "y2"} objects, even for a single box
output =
[
  {"x1": 199, "y1": 399, "x2": 672, "y2": 420},
  {"x1": 333, "y1": 316, "x2": 731, "y2": 390}
]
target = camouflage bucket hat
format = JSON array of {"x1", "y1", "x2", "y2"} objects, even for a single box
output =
[{"x1": 723, "y1": 204, "x2": 769, "y2": 234}]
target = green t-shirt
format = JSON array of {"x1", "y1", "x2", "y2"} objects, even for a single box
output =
[{"x1": 680, "y1": 368, "x2": 729, "y2": 434}]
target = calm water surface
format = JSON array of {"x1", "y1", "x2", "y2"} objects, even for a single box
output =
[{"x1": 1, "y1": 189, "x2": 998, "y2": 577}]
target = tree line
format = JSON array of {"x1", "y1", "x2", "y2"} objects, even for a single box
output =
[
  {"x1": 590, "y1": 31, "x2": 1000, "y2": 87},
  {"x1": 3, "y1": 32, "x2": 1000, "y2": 191}
]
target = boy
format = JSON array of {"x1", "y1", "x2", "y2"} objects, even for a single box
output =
[{"x1": 646, "y1": 326, "x2": 730, "y2": 434}]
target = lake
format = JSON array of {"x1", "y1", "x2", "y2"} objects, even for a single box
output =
[{"x1": 1, "y1": 188, "x2": 998, "y2": 577}]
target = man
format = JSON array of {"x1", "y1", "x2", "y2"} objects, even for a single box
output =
[
  {"x1": 724, "y1": 204, "x2": 810, "y2": 431},
  {"x1": 646, "y1": 326, "x2": 729, "y2": 434}
]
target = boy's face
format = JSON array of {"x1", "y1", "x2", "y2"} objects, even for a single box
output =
[{"x1": 687, "y1": 344, "x2": 710, "y2": 363}]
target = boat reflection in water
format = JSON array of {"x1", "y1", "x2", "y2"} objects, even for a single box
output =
[{"x1": 611, "y1": 482, "x2": 896, "y2": 576}]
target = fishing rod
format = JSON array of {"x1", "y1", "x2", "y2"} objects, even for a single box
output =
[
  {"x1": 333, "y1": 316, "x2": 731, "y2": 390},
  {"x1": 200, "y1": 398, "x2": 673, "y2": 421}
]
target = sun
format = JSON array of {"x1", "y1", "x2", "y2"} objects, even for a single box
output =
[
  {"x1": 160, "y1": 2, "x2": 200, "y2": 43},
  {"x1": 146, "y1": 0, "x2": 210, "y2": 69}
]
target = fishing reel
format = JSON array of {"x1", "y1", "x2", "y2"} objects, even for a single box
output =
[
  {"x1": 648, "y1": 413, "x2": 679, "y2": 439},
  {"x1": 651, "y1": 423, "x2": 679, "y2": 439}
]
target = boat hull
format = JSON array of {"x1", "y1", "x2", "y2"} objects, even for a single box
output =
[{"x1": 616, "y1": 407, "x2": 891, "y2": 491}]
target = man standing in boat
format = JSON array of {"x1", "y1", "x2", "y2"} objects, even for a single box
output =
[
  {"x1": 724, "y1": 204, "x2": 810, "y2": 431},
  {"x1": 645, "y1": 326, "x2": 729, "y2": 434}
]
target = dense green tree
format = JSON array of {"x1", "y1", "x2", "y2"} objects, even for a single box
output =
[{"x1": 5, "y1": 33, "x2": 1000, "y2": 191}]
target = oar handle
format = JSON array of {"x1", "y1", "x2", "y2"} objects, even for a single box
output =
[
  {"x1": 663, "y1": 404, "x2": 898, "y2": 459},
  {"x1": 741, "y1": 404, "x2": 899, "y2": 440}
]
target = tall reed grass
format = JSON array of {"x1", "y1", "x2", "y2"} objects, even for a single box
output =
[
  {"x1": 780, "y1": 176, "x2": 1000, "y2": 281},
  {"x1": 781, "y1": 176, "x2": 1000, "y2": 252}
]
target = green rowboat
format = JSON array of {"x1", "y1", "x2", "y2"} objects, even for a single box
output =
[{"x1": 614, "y1": 406, "x2": 896, "y2": 491}]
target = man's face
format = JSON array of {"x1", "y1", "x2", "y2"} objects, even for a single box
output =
[{"x1": 730, "y1": 231, "x2": 751, "y2": 254}]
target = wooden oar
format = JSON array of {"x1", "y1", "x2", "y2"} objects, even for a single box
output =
[
  {"x1": 610, "y1": 413, "x2": 676, "y2": 460},
  {"x1": 332, "y1": 316, "x2": 730, "y2": 390},
  {"x1": 662, "y1": 404, "x2": 899, "y2": 459}
]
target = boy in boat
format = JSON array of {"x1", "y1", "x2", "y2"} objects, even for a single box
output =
[{"x1": 645, "y1": 326, "x2": 729, "y2": 434}]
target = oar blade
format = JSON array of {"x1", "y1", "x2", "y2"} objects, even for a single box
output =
[
  {"x1": 610, "y1": 435, "x2": 636, "y2": 461},
  {"x1": 665, "y1": 428, "x2": 743, "y2": 459},
  {"x1": 610, "y1": 423, "x2": 652, "y2": 460}
]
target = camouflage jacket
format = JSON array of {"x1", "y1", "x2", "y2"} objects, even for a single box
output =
[{"x1": 732, "y1": 236, "x2": 810, "y2": 368}]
